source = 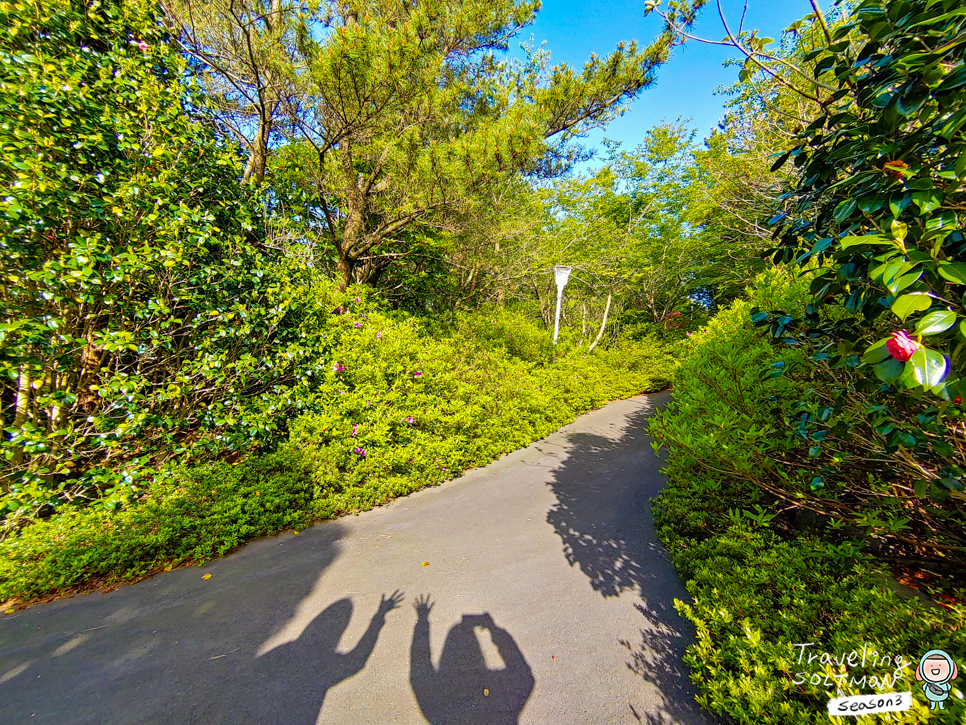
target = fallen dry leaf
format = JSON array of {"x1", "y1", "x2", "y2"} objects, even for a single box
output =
[
  {"x1": 202, "y1": 573, "x2": 212, "y2": 580},
  {"x1": 421, "y1": 561, "x2": 430, "y2": 567},
  {"x1": 483, "y1": 689, "x2": 489, "y2": 697},
  {"x1": 4, "y1": 608, "x2": 15, "y2": 615}
]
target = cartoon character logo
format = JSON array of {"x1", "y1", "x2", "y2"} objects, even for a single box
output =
[{"x1": 916, "y1": 649, "x2": 958, "y2": 711}]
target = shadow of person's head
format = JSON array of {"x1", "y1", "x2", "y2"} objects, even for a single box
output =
[
  {"x1": 438, "y1": 616, "x2": 489, "y2": 673},
  {"x1": 303, "y1": 598, "x2": 354, "y2": 652}
]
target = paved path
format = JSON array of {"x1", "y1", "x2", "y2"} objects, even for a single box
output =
[{"x1": 0, "y1": 392, "x2": 718, "y2": 724}]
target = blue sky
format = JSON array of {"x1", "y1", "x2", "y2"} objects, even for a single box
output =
[{"x1": 520, "y1": 0, "x2": 812, "y2": 165}]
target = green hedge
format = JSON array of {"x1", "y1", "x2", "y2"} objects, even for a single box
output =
[
  {"x1": 0, "y1": 448, "x2": 314, "y2": 600},
  {"x1": 650, "y1": 268, "x2": 966, "y2": 724}
]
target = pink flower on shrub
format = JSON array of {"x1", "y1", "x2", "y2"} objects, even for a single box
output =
[
  {"x1": 352, "y1": 424, "x2": 359, "y2": 437},
  {"x1": 354, "y1": 447, "x2": 367, "y2": 458},
  {"x1": 332, "y1": 363, "x2": 345, "y2": 372},
  {"x1": 406, "y1": 416, "x2": 414, "y2": 424},
  {"x1": 354, "y1": 296, "x2": 361, "y2": 302},
  {"x1": 354, "y1": 321, "x2": 361, "y2": 328},
  {"x1": 135, "y1": 40, "x2": 149, "y2": 53},
  {"x1": 414, "y1": 371, "x2": 422, "y2": 378},
  {"x1": 376, "y1": 330, "x2": 383, "y2": 339},
  {"x1": 886, "y1": 331, "x2": 918, "y2": 362}
]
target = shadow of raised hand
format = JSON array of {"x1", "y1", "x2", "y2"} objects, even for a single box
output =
[{"x1": 237, "y1": 591, "x2": 405, "y2": 724}]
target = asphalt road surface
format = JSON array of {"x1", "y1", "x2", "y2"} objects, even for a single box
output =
[{"x1": 0, "y1": 391, "x2": 719, "y2": 724}]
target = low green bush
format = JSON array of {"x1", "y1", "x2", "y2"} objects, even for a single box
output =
[
  {"x1": 289, "y1": 301, "x2": 673, "y2": 517},
  {"x1": 651, "y1": 267, "x2": 966, "y2": 724},
  {"x1": 0, "y1": 447, "x2": 314, "y2": 600},
  {"x1": 0, "y1": 298, "x2": 674, "y2": 603},
  {"x1": 663, "y1": 520, "x2": 965, "y2": 724}
]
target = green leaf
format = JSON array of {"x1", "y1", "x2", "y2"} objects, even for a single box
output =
[
  {"x1": 862, "y1": 338, "x2": 892, "y2": 364},
  {"x1": 891, "y1": 293, "x2": 932, "y2": 321},
  {"x1": 915, "y1": 310, "x2": 956, "y2": 336},
  {"x1": 833, "y1": 198, "x2": 857, "y2": 224},
  {"x1": 874, "y1": 357, "x2": 904, "y2": 384},
  {"x1": 912, "y1": 190, "x2": 942, "y2": 214},
  {"x1": 938, "y1": 263, "x2": 966, "y2": 285},
  {"x1": 891, "y1": 270, "x2": 922, "y2": 294},
  {"x1": 908, "y1": 347, "x2": 948, "y2": 388},
  {"x1": 913, "y1": 478, "x2": 929, "y2": 498},
  {"x1": 770, "y1": 150, "x2": 792, "y2": 172},
  {"x1": 838, "y1": 234, "x2": 890, "y2": 249},
  {"x1": 890, "y1": 219, "x2": 908, "y2": 242}
]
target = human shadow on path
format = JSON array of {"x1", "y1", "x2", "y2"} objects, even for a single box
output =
[
  {"x1": 410, "y1": 595, "x2": 534, "y2": 725},
  {"x1": 210, "y1": 591, "x2": 404, "y2": 724},
  {"x1": 0, "y1": 521, "x2": 380, "y2": 725},
  {"x1": 545, "y1": 396, "x2": 720, "y2": 725}
]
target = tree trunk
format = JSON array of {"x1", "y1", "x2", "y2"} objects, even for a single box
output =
[
  {"x1": 243, "y1": 109, "x2": 272, "y2": 184},
  {"x1": 337, "y1": 255, "x2": 354, "y2": 292},
  {"x1": 588, "y1": 293, "x2": 612, "y2": 353},
  {"x1": 10, "y1": 365, "x2": 31, "y2": 467}
]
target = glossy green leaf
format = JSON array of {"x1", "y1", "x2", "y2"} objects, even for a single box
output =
[
  {"x1": 838, "y1": 234, "x2": 890, "y2": 249},
  {"x1": 908, "y1": 347, "x2": 948, "y2": 387},
  {"x1": 891, "y1": 292, "x2": 932, "y2": 321},
  {"x1": 915, "y1": 310, "x2": 956, "y2": 335},
  {"x1": 938, "y1": 263, "x2": 966, "y2": 285}
]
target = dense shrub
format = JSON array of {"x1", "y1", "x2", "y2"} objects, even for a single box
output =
[
  {"x1": 0, "y1": 0, "x2": 328, "y2": 521},
  {"x1": 0, "y1": 299, "x2": 674, "y2": 603},
  {"x1": 661, "y1": 520, "x2": 965, "y2": 724},
  {"x1": 0, "y1": 447, "x2": 314, "y2": 600},
  {"x1": 747, "y1": 0, "x2": 966, "y2": 573},
  {"x1": 289, "y1": 298, "x2": 673, "y2": 517},
  {"x1": 651, "y1": 268, "x2": 966, "y2": 724}
]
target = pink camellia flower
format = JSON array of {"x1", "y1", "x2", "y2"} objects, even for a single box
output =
[
  {"x1": 135, "y1": 39, "x2": 149, "y2": 53},
  {"x1": 886, "y1": 331, "x2": 918, "y2": 362}
]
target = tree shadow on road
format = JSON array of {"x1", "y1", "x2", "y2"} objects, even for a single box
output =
[
  {"x1": 410, "y1": 595, "x2": 534, "y2": 725},
  {"x1": 545, "y1": 397, "x2": 720, "y2": 725}
]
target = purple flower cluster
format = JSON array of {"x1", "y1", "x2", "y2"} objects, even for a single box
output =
[{"x1": 354, "y1": 447, "x2": 367, "y2": 458}]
